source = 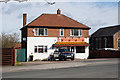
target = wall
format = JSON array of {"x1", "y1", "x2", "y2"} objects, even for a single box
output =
[
  {"x1": 27, "y1": 37, "x2": 89, "y2": 61},
  {"x1": 113, "y1": 31, "x2": 120, "y2": 49},
  {"x1": 90, "y1": 37, "x2": 113, "y2": 50},
  {"x1": 82, "y1": 30, "x2": 89, "y2": 38},
  {"x1": 21, "y1": 27, "x2": 27, "y2": 48},
  {"x1": 89, "y1": 50, "x2": 120, "y2": 58},
  {"x1": 27, "y1": 28, "x2": 89, "y2": 38},
  {"x1": 27, "y1": 37, "x2": 57, "y2": 61},
  {"x1": 75, "y1": 46, "x2": 89, "y2": 59}
]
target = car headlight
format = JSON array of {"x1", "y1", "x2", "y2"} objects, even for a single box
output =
[{"x1": 71, "y1": 54, "x2": 74, "y2": 56}]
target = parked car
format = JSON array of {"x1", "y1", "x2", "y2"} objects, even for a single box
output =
[
  {"x1": 102, "y1": 48, "x2": 116, "y2": 51},
  {"x1": 50, "y1": 49, "x2": 74, "y2": 61},
  {"x1": 118, "y1": 48, "x2": 120, "y2": 51}
]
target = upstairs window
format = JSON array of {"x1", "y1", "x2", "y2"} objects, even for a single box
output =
[
  {"x1": 70, "y1": 29, "x2": 82, "y2": 36},
  {"x1": 60, "y1": 29, "x2": 64, "y2": 36},
  {"x1": 34, "y1": 28, "x2": 48, "y2": 36}
]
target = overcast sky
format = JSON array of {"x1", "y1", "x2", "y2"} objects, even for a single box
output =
[{"x1": 0, "y1": 0, "x2": 119, "y2": 36}]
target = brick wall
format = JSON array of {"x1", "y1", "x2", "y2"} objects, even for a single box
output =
[
  {"x1": 82, "y1": 30, "x2": 89, "y2": 37},
  {"x1": 113, "y1": 31, "x2": 120, "y2": 49},
  {"x1": 90, "y1": 36, "x2": 113, "y2": 50},
  {"x1": 27, "y1": 28, "x2": 89, "y2": 38}
]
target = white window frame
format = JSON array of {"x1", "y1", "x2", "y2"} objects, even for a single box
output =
[
  {"x1": 34, "y1": 28, "x2": 48, "y2": 36},
  {"x1": 60, "y1": 29, "x2": 64, "y2": 36},
  {"x1": 34, "y1": 45, "x2": 48, "y2": 53},
  {"x1": 70, "y1": 29, "x2": 82, "y2": 37}
]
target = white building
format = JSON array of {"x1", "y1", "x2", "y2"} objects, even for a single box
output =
[{"x1": 20, "y1": 9, "x2": 91, "y2": 61}]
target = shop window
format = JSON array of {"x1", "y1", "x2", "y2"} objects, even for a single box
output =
[
  {"x1": 67, "y1": 47, "x2": 70, "y2": 51},
  {"x1": 71, "y1": 46, "x2": 74, "y2": 52},
  {"x1": 34, "y1": 45, "x2": 47, "y2": 53},
  {"x1": 76, "y1": 46, "x2": 85, "y2": 53}
]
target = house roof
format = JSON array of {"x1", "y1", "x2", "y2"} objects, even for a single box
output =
[
  {"x1": 25, "y1": 13, "x2": 90, "y2": 29},
  {"x1": 91, "y1": 25, "x2": 120, "y2": 37}
]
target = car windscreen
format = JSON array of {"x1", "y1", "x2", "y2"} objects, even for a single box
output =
[{"x1": 59, "y1": 49, "x2": 69, "y2": 52}]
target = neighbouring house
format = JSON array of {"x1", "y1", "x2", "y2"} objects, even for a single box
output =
[
  {"x1": 90, "y1": 25, "x2": 120, "y2": 50},
  {"x1": 14, "y1": 43, "x2": 21, "y2": 49},
  {"x1": 20, "y1": 9, "x2": 91, "y2": 61}
]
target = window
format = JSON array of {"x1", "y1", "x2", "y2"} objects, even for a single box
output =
[
  {"x1": 60, "y1": 29, "x2": 64, "y2": 36},
  {"x1": 99, "y1": 38, "x2": 101, "y2": 49},
  {"x1": 38, "y1": 46, "x2": 43, "y2": 53},
  {"x1": 70, "y1": 29, "x2": 82, "y2": 36},
  {"x1": 71, "y1": 46, "x2": 74, "y2": 52},
  {"x1": 76, "y1": 46, "x2": 85, "y2": 53},
  {"x1": 34, "y1": 46, "x2": 37, "y2": 53},
  {"x1": 104, "y1": 37, "x2": 107, "y2": 48},
  {"x1": 34, "y1": 28, "x2": 48, "y2": 36},
  {"x1": 45, "y1": 46, "x2": 47, "y2": 52},
  {"x1": 34, "y1": 45, "x2": 47, "y2": 53}
]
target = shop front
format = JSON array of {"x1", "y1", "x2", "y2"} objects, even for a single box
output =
[{"x1": 53, "y1": 37, "x2": 90, "y2": 59}]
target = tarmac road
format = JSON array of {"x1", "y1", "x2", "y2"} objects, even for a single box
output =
[{"x1": 2, "y1": 59, "x2": 118, "y2": 78}]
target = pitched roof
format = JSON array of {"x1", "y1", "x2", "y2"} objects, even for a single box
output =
[
  {"x1": 26, "y1": 14, "x2": 90, "y2": 29},
  {"x1": 91, "y1": 25, "x2": 120, "y2": 37}
]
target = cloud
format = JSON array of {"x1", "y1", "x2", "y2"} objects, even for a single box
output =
[{"x1": 1, "y1": 2, "x2": 118, "y2": 35}]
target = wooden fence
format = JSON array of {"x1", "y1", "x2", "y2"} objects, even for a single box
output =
[
  {"x1": 89, "y1": 50, "x2": 120, "y2": 58},
  {"x1": 1, "y1": 48, "x2": 15, "y2": 66}
]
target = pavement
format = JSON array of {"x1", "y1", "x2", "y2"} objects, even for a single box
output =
[
  {"x1": 3, "y1": 63, "x2": 118, "y2": 78},
  {"x1": 2, "y1": 58, "x2": 118, "y2": 73}
]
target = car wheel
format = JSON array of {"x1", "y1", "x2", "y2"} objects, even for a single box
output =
[
  {"x1": 53, "y1": 58, "x2": 56, "y2": 61},
  {"x1": 71, "y1": 57, "x2": 74, "y2": 60},
  {"x1": 64, "y1": 58, "x2": 66, "y2": 61},
  {"x1": 59, "y1": 58, "x2": 62, "y2": 61}
]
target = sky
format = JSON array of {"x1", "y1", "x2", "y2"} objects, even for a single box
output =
[{"x1": 0, "y1": 0, "x2": 119, "y2": 37}]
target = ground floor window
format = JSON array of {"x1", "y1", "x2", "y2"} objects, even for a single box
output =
[
  {"x1": 34, "y1": 45, "x2": 47, "y2": 53},
  {"x1": 76, "y1": 46, "x2": 85, "y2": 53}
]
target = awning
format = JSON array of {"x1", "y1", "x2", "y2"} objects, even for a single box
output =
[{"x1": 53, "y1": 42, "x2": 89, "y2": 47}]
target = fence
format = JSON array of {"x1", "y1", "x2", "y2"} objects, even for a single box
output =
[
  {"x1": 1, "y1": 48, "x2": 15, "y2": 66},
  {"x1": 89, "y1": 50, "x2": 120, "y2": 58}
]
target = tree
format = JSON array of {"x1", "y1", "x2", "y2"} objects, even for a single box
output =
[{"x1": 0, "y1": 32, "x2": 20, "y2": 48}]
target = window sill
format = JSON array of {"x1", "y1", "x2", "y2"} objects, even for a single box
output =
[
  {"x1": 34, "y1": 35, "x2": 48, "y2": 37},
  {"x1": 70, "y1": 36, "x2": 82, "y2": 37}
]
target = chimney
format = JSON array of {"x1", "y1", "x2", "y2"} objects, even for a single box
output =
[
  {"x1": 57, "y1": 8, "x2": 61, "y2": 15},
  {"x1": 23, "y1": 13, "x2": 27, "y2": 26}
]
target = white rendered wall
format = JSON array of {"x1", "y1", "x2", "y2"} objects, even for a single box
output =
[
  {"x1": 27, "y1": 37, "x2": 89, "y2": 61},
  {"x1": 74, "y1": 46, "x2": 89, "y2": 59},
  {"x1": 27, "y1": 37, "x2": 57, "y2": 61},
  {"x1": 75, "y1": 37, "x2": 89, "y2": 59}
]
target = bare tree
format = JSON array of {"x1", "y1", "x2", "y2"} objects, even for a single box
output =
[{"x1": 0, "y1": 32, "x2": 20, "y2": 48}]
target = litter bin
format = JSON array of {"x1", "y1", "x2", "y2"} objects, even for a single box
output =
[{"x1": 29, "y1": 55, "x2": 33, "y2": 61}]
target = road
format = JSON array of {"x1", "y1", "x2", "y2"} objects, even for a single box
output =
[{"x1": 2, "y1": 59, "x2": 118, "y2": 78}]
